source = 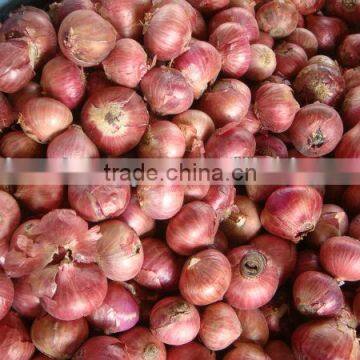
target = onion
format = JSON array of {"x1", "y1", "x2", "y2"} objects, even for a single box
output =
[
  {"x1": 199, "y1": 79, "x2": 251, "y2": 128},
  {"x1": 199, "y1": 302, "x2": 242, "y2": 351},
  {"x1": 343, "y1": 85, "x2": 360, "y2": 129},
  {"x1": 0, "y1": 269, "x2": 13, "y2": 321},
  {"x1": 137, "y1": 184, "x2": 184, "y2": 220},
  {"x1": 119, "y1": 326, "x2": 166, "y2": 360},
  {"x1": 261, "y1": 186, "x2": 323, "y2": 242},
  {"x1": 86, "y1": 70, "x2": 113, "y2": 96},
  {"x1": 213, "y1": 230, "x2": 229, "y2": 253},
  {"x1": 0, "y1": 6, "x2": 57, "y2": 68},
  {"x1": 246, "y1": 185, "x2": 281, "y2": 203},
  {"x1": 265, "y1": 340, "x2": 295, "y2": 360},
  {"x1": 173, "y1": 39, "x2": 221, "y2": 99},
  {"x1": 0, "y1": 39, "x2": 35, "y2": 93},
  {"x1": 167, "y1": 201, "x2": 218, "y2": 256},
  {"x1": 179, "y1": 248, "x2": 231, "y2": 305},
  {"x1": 0, "y1": 131, "x2": 43, "y2": 158},
  {"x1": 241, "y1": 106, "x2": 261, "y2": 134},
  {"x1": 31, "y1": 314, "x2": 89, "y2": 359},
  {"x1": 187, "y1": 0, "x2": 230, "y2": 12},
  {"x1": 209, "y1": 7, "x2": 259, "y2": 43},
  {"x1": 225, "y1": 245, "x2": 279, "y2": 310},
  {"x1": 140, "y1": 67, "x2": 194, "y2": 116},
  {"x1": 285, "y1": 28, "x2": 318, "y2": 57},
  {"x1": 343, "y1": 186, "x2": 360, "y2": 215},
  {"x1": 320, "y1": 236, "x2": 360, "y2": 281},
  {"x1": 87, "y1": 281, "x2": 139, "y2": 334},
  {"x1": 256, "y1": 31, "x2": 274, "y2": 48},
  {"x1": 335, "y1": 123, "x2": 360, "y2": 158},
  {"x1": 245, "y1": 44, "x2": 276, "y2": 82},
  {"x1": 41, "y1": 56, "x2": 86, "y2": 109},
  {"x1": 103, "y1": 39, "x2": 148, "y2": 88},
  {"x1": 96, "y1": 220, "x2": 143, "y2": 282},
  {"x1": 326, "y1": 0, "x2": 360, "y2": 25},
  {"x1": 50, "y1": 0, "x2": 95, "y2": 26},
  {"x1": 149, "y1": 296, "x2": 200, "y2": 346},
  {"x1": 0, "y1": 93, "x2": 15, "y2": 131},
  {"x1": 224, "y1": 342, "x2": 271, "y2": 360},
  {"x1": 205, "y1": 122, "x2": 256, "y2": 158},
  {"x1": 14, "y1": 185, "x2": 64, "y2": 214},
  {"x1": 256, "y1": 0, "x2": 298, "y2": 38},
  {"x1": 229, "y1": 0, "x2": 256, "y2": 14},
  {"x1": 203, "y1": 185, "x2": 236, "y2": 220},
  {"x1": 0, "y1": 311, "x2": 35, "y2": 360},
  {"x1": 135, "y1": 238, "x2": 182, "y2": 291},
  {"x1": 349, "y1": 215, "x2": 360, "y2": 240},
  {"x1": 9, "y1": 81, "x2": 41, "y2": 112},
  {"x1": 291, "y1": 0, "x2": 324, "y2": 14},
  {"x1": 255, "y1": 134, "x2": 288, "y2": 158},
  {"x1": 209, "y1": 22, "x2": 251, "y2": 78},
  {"x1": 167, "y1": 342, "x2": 215, "y2": 360},
  {"x1": 144, "y1": 4, "x2": 191, "y2": 61},
  {"x1": 293, "y1": 249, "x2": 322, "y2": 277},
  {"x1": 235, "y1": 309, "x2": 269, "y2": 346},
  {"x1": 344, "y1": 67, "x2": 360, "y2": 92},
  {"x1": 81, "y1": 86, "x2": 149, "y2": 156},
  {"x1": 254, "y1": 83, "x2": 300, "y2": 133},
  {"x1": 58, "y1": 10, "x2": 117, "y2": 67}
]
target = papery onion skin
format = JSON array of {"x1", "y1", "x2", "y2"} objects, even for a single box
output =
[
  {"x1": 254, "y1": 83, "x2": 300, "y2": 133},
  {"x1": 149, "y1": 296, "x2": 200, "y2": 346},
  {"x1": 343, "y1": 85, "x2": 360, "y2": 129},
  {"x1": 225, "y1": 245, "x2": 280, "y2": 310},
  {"x1": 349, "y1": 215, "x2": 360, "y2": 240},
  {"x1": 81, "y1": 86, "x2": 149, "y2": 156},
  {"x1": 135, "y1": 238, "x2": 182, "y2": 291},
  {"x1": 167, "y1": 342, "x2": 215, "y2": 360},
  {"x1": 293, "y1": 250, "x2": 322, "y2": 278},
  {"x1": 0, "y1": 93, "x2": 15, "y2": 131},
  {"x1": 87, "y1": 281, "x2": 139, "y2": 334},
  {"x1": 0, "y1": 269, "x2": 13, "y2": 320},
  {"x1": 41, "y1": 56, "x2": 86, "y2": 109},
  {"x1": 291, "y1": 0, "x2": 324, "y2": 15},
  {"x1": 203, "y1": 185, "x2": 236, "y2": 220},
  {"x1": 338, "y1": 34, "x2": 360, "y2": 68},
  {"x1": 255, "y1": 134, "x2": 288, "y2": 158},
  {"x1": 242, "y1": 106, "x2": 261, "y2": 134},
  {"x1": 143, "y1": 4, "x2": 191, "y2": 61},
  {"x1": 86, "y1": 70, "x2": 113, "y2": 97},
  {"x1": 58, "y1": 10, "x2": 117, "y2": 67},
  {"x1": 335, "y1": 123, "x2": 360, "y2": 158},
  {"x1": 256, "y1": 0, "x2": 298, "y2": 38},
  {"x1": 246, "y1": 185, "x2": 281, "y2": 203},
  {"x1": 167, "y1": 201, "x2": 218, "y2": 256},
  {"x1": 209, "y1": 22, "x2": 251, "y2": 78},
  {"x1": 325, "y1": 0, "x2": 360, "y2": 25},
  {"x1": 245, "y1": 44, "x2": 276, "y2": 82},
  {"x1": 179, "y1": 248, "x2": 231, "y2": 306},
  {"x1": 289, "y1": 103, "x2": 343, "y2": 157},
  {"x1": 213, "y1": 230, "x2": 229, "y2": 254},
  {"x1": 140, "y1": 67, "x2": 194, "y2": 116},
  {"x1": 265, "y1": 340, "x2": 295, "y2": 360},
  {"x1": 96, "y1": 220, "x2": 143, "y2": 282},
  {"x1": 199, "y1": 302, "x2": 242, "y2": 351},
  {"x1": 256, "y1": 31, "x2": 274, "y2": 48},
  {"x1": 19, "y1": 97, "x2": 73, "y2": 144},
  {"x1": 103, "y1": 39, "x2": 148, "y2": 88},
  {"x1": 344, "y1": 67, "x2": 360, "y2": 92},
  {"x1": 285, "y1": 28, "x2": 318, "y2": 57},
  {"x1": 342, "y1": 185, "x2": 360, "y2": 215},
  {"x1": 118, "y1": 326, "x2": 166, "y2": 360},
  {"x1": 224, "y1": 342, "x2": 271, "y2": 360},
  {"x1": 31, "y1": 314, "x2": 89, "y2": 359},
  {"x1": 187, "y1": 0, "x2": 230, "y2": 13},
  {"x1": 0, "y1": 131, "x2": 43, "y2": 158},
  {"x1": 9, "y1": 81, "x2": 41, "y2": 113},
  {"x1": 320, "y1": 236, "x2": 360, "y2": 281}
]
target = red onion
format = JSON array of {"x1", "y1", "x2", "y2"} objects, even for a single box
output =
[
  {"x1": 0, "y1": 93, "x2": 15, "y2": 131},
  {"x1": 349, "y1": 215, "x2": 360, "y2": 239},
  {"x1": 292, "y1": 319, "x2": 359, "y2": 360},
  {"x1": 254, "y1": 83, "x2": 300, "y2": 133},
  {"x1": 149, "y1": 296, "x2": 200, "y2": 346},
  {"x1": 58, "y1": 10, "x2": 117, "y2": 67},
  {"x1": 0, "y1": 6, "x2": 57, "y2": 68},
  {"x1": 225, "y1": 245, "x2": 279, "y2": 310},
  {"x1": 0, "y1": 311, "x2": 35, "y2": 360},
  {"x1": 339, "y1": 34, "x2": 360, "y2": 68},
  {"x1": 203, "y1": 185, "x2": 236, "y2": 220},
  {"x1": 47, "y1": 125, "x2": 99, "y2": 158},
  {"x1": 14, "y1": 185, "x2": 64, "y2": 214},
  {"x1": 81, "y1": 86, "x2": 149, "y2": 156},
  {"x1": 241, "y1": 106, "x2": 261, "y2": 134},
  {"x1": 41, "y1": 56, "x2": 86, "y2": 109},
  {"x1": 255, "y1": 134, "x2": 288, "y2": 158},
  {"x1": 209, "y1": 7, "x2": 259, "y2": 43},
  {"x1": 0, "y1": 131, "x2": 43, "y2": 158},
  {"x1": 342, "y1": 185, "x2": 360, "y2": 215},
  {"x1": 265, "y1": 340, "x2": 295, "y2": 360},
  {"x1": 179, "y1": 248, "x2": 231, "y2": 305},
  {"x1": 256, "y1": 31, "x2": 274, "y2": 48},
  {"x1": 137, "y1": 184, "x2": 184, "y2": 220},
  {"x1": 235, "y1": 309, "x2": 269, "y2": 346},
  {"x1": 167, "y1": 342, "x2": 215, "y2": 360},
  {"x1": 209, "y1": 22, "x2": 251, "y2": 77},
  {"x1": 0, "y1": 39, "x2": 35, "y2": 93},
  {"x1": 343, "y1": 85, "x2": 360, "y2": 129},
  {"x1": 119, "y1": 326, "x2": 166, "y2": 360},
  {"x1": 256, "y1": 0, "x2": 298, "y2": 38},
  {"x1": 73, "y1": 336, "x2": 128, "y2": 360},
  {"x1": 144, "y1": 4, "x2": 191, "y2": 61},
  {"x1": 229, "y1": 0, "x2": 256, "y2": 14},
  {"x1": 167, "y1": 201, "x2": 218, "y2": 256},
  {"x1": 199, "y1": 302, "x2": 242, "y2": 351},
  {"x1": 50, "y1": 0, "x2": 94, "y2": 26},
  {"x1": 344, "y1": 67, "x2": 360, "y2": 92},
  {"x1": 135, "y1": 238, "x2": 182, "y2": 291},
  {"x1": 187, "y1": 0, "x2": 230, "y2": 12},
  {"x1": 103, "y1": 39, "x2": 148, "y2": 88},
  {"x1": 96, "y1": 220, "x2": 143, "y2": 282},
  {"x1": 261, "y1": 186, "x2": 323, "y2": 242},
  {"x1": 9, "y1": 81, "x2": 41, "y2": 112},
  {"x1": 68, "y1": 185, "x2": 130, "y2": 222},
  {"x1": 246, "y1": 185, "x2": 281, "y2": 203},
  {"x1": 245, "y1": 44, "x2": 276, "y2": 81},
  {"x1": 336, "y1": 123, "x2": 360, "y2": 158},
  {"x1": 0, "y1": 269, "x2": 13, "y2": 320},
  {"x1": 291, "y1": 0, "x2": 324, "y2": 14},
  {"x1": 173, "y1": 39, "x2": 221, "y2": 99},
  {"x1": 213, "y1": 230, "x2": 229, "y2": 253},
  {"x1": 307, "y1": 55, "x2": 338, "y2": 68},
  {"x1": 293, "y1": 250, "x2": 322, "y2": 277},
  {"x1": 320, "y1": 236, "x2": 360, "y2": 281},
  {"x1": 285, "y1": 28, "x2": 318, "y2": 57},
  {"x1": 31, "y1": 314, "x2": 89, "y2": 359},
  {"x1": 289, "y1": 103, "x2": 343, "y2": 157},
  {"x1": 199, "y1": 79, "x2": 251, "y2": 128},
  {"x1": 326, "y1": 0, "x2": 360, "y2": 25},
  {"x1": 86, "y1": 70, "x2": 113, "y2": 96},
  {"x1": 224, "y1": 342, "x2": 271, "y2": 360},
  {"x1": 297, "y1": 12, "x2": 305, "y2": 27},
  {"x1": 205, "y1": 122, "x2": 256, "y2": 158},
  {"x1": 140, "y1": 67, "x2": 194, "y2": 116}
]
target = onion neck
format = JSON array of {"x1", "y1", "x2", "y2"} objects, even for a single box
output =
[
  {"x1": 240, "y1": 250, "x2": 266, "y2": 278},
  {"x1": 144, "y1": 344, "x2": 159, "y2": 360}
]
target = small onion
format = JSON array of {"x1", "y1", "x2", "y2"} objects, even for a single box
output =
[
  {"x1": 246, "y1": 185, "x2": 281, "y2": 203},
  {"x1": 245, "y1": 44, "x2": 276, "y2": 82},
  {"x1": 149, "y1": 296, "x2": 200, "y2": 346},
  {"x1": 285, "y1": 28, "x2": 318, "y2": 57},
  {"x1": 31, "y1": 314, "x2": 89, "y2": 359},
  {"x1": 209, "y1": 22, "x2": 251, "y2": 78},
  {"x1": 256, "y1": 31, "x2": 274, "y2": 48},
  {"x1": 335, "y1": 123, "x2": 360, "y2": 158},
  {"x1": 344, "y1": 67, "x2": 360, "y2": 92},
  {"x1": 140, "y1": 67, "x2": 194, "y2": 116},
  {"x1": 224, "y1": 342, "x2": 271, "y2": 360},
  {"x1": 343, "y1": 85, "x2": 360, "y2": 129},
  {"x1": 0, "y1": 93, "x2": 15, "y2": 131},
  {"x1": 349, "y1": 215, "x2": 360, "y2": 240},
  {"x1": 86, "y1": 70, "x2": 113, "y2": 96},
  {"x1": 199, "y1": 302, "x2": 242, "y2": 351},
  {"x1": 0, "y1": 131, "x2": 43, "y2": 158},
  {"x1": 255, "y1": 134, "x2": 288, "y2": 158},
  {"x1": 179, "y1": 248, "x2": 232, "y2": 306},
  {"x1": 293, "y1": 250, "x2": 322, "y2": 277},
  {"x1": 203, "y1": 185, "x2": 236, "y2": 220},
  {"x1": 9, "y1": 81, "x2": 41, "y2": 113},
  {"x1": 187, "y1": 0, "x2": 230, "y2": 12},
  {"x1": 58, "y1": 10, "x2": 117, "y2": 67},
  {"x1": 241, "y1": 106, "x2": 261, "y2": 134},
  {"x1": 341, "y1": 185, "x2": 360, "y2": 215},
  {"x1": 265, "y1": 340, "x2": 295, "y2": 360},
  {"x1": 167, "y1": 342, "x2": 215, "y2": 360},
  {"x1": 0, "y1": 269, "x2": 13, "y2": 321},
  {"x1": 325, "y1": 0, "x2": 360, "y2": 25},
  {"x1": 291, "y1": 0, "x2": 324, "y2": 14},
  {"x1": 213, "y1": 230, "x2": 229, "y2": 254}
]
